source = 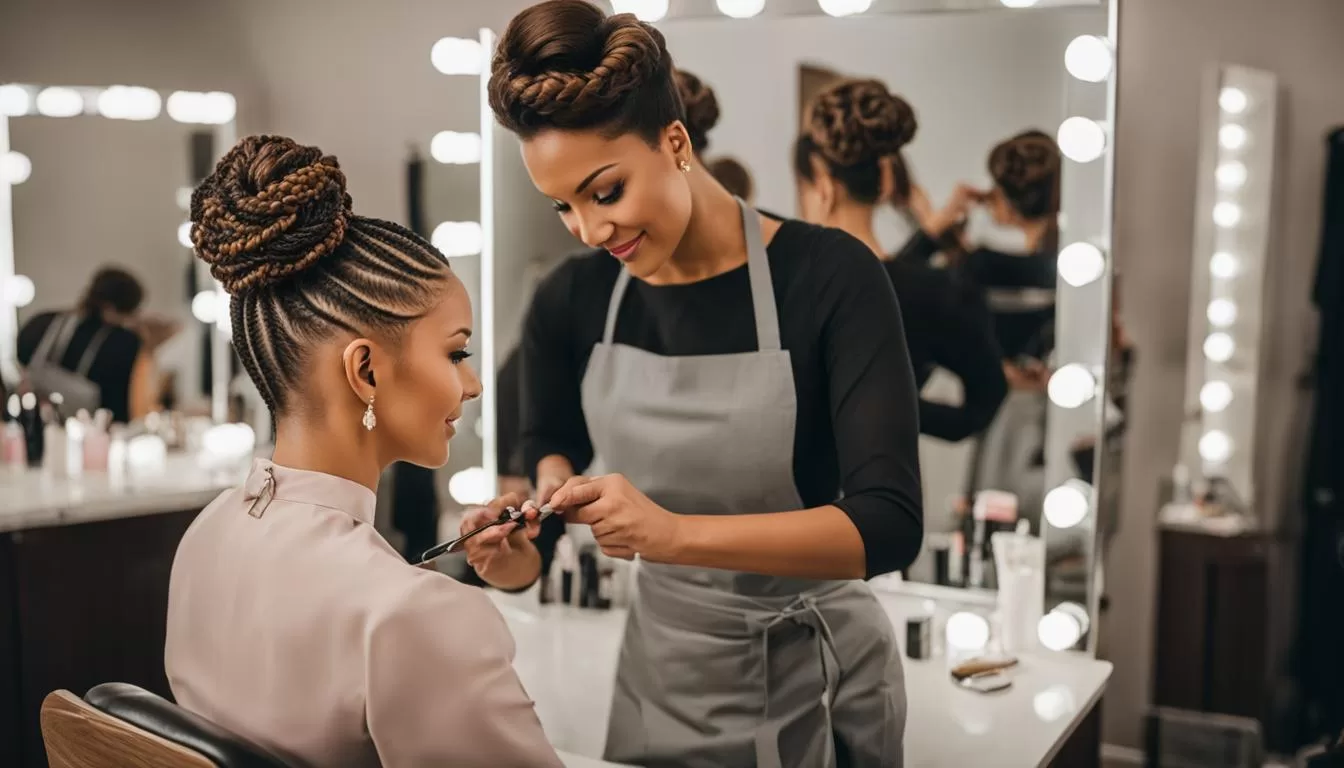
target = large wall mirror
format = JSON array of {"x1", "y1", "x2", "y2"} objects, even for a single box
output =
[{"x1": 466, "y1": 0, "x2": 1117, "y2": 654}]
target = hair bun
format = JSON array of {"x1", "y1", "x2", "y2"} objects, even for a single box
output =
[
  {"x1": 190, "y1": 135, "x2": 352, "y2": 295},
  {"x1": 675, "y1": 69, "x2": 720, "y2": 152},
  {"x1": 489, "y1": 0, "x2": 668, "y2": 131},
  {"x1": 808, "y1": 78, "x2": 918, "y2": 167}
]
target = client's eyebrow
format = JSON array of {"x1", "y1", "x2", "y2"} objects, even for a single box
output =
[{"x1": 575, "y1": 163, "x2": 618, "y2": 195}]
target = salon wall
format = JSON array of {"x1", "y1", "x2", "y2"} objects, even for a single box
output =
[{"x1": 1106, "y1": 0, "x2": 1344, "y2": 751}]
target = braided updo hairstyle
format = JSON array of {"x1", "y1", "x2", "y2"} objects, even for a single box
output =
[
  {"x1": 794, "y1": 78, "x2": 918, "y2": 205},
  {"x1": 674, "y1": 69, "x2": 720, "y2": 153},
  {"x1": 190, "y1": 135, "x2": 453, "y2": 417},
  {"x1": 988, "y1": 129, "x2": 1061, "y2": 220},
  {"x1": 488, "y1": 0, "x2": 683, "y2": 144}
]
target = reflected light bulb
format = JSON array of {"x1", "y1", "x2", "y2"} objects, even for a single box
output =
[
  {"x1": 0, "y1": 84, "x2": 32, "y2": 117},
  {"x1": 1047, "y1": 364, "x2": 1096, "y2": 409},
  {"x1": 430, "y1": 131, "x2": 482, "y2": 164},
  {"x1": 1216, "y1": 161, "x2": 1247, "y2": 190},
  {"x1": 0, "y1": 151, "x2": 32, "y2": 185},
  {"x1": 166, "y1": 91, "x2": 236, "y2": 124},
  {"x1": 1219, "y1": 87, "x2": 1249, "y2": 114},
  {"x1": 1199, "y1": 430, "x2": 1233, "y2": 463},
  {"x1": 1057, "y1": 242, "x2": 1105, "y2": 287},
  {"x1": 612, "y1": 0, "x2": 670, "y2": 21},
  {"x1": 1200, "y1": 380, "x2": 1233, "y2": 413},
  {"x1": 716, "y1": 0, "x2": 766, "y2": 17},
  {"x1": 1057, "y1": 117, "x2": 1106, "y2": 163},
  {"x1": 3, "y1": 275, "x2": 36, "y2": 308},
  {"x1": 1033, "y1": 686, "x2": 1077, "y2": 723},
  {"x1": 1203, "y1": 331, "x2": 1235, "y2": 362},
  {"x1": 449, "y1": 466, "x2": 493, "y2": 506},
  {"x1": 818, "y1": 0, "x2": 873, "y2": 16},
  {"x1": 946, "y1": 611, "x2": 990, "y2": 652},
  {"x1": 1210, "y1": 251, "x2": 1241, "y2": 279},
  {"x1": 36, "y1": 86, "x2": 83, "y2": 117},
  {"x1": 1213, "y1": 202, "x2": 1242, "y2": 228},
  {"x1": 1064, "y1": 35, "x2": 1112, "y2": 83},
  {"x1": 1038, "y1": 603, "x2": 1088, "y2": 651},
  {"x1": 430, "y1": 37, "x2": 484, "y2": 75},
  {"x1": 191, "y1": 290, "x2": 228, "y2": 325},
  {"x1": 96, "y1": 85, "x2": 161, "y2": 121},
  {"x1": 431, "y1": 221, "x2": 483, "y2": 258},
  {"x1": 202, "y1": 423, "x2": 256, "y2": 462},
  {"x1": 1044, "y1": 481, "x2": 1090, "y2": 529},
  {"x1": 1207, "y1": 298, "x2": 1238, "y2": 327},
  {"x1": 1219, "y1": 124, "x2": 1248, "y2": 150},
  {"x1": 1000, "y1": 0, "x2": 1039, "y2": 6},
  {"x1": 176, "y1": 186, "x2": 194, "y2": 211},
  {"x1": 177, "y1": 221, "x2": 193, "y2": 249}
]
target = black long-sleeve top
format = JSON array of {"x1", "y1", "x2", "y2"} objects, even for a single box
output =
[
  {"x1": 883, "y1": 257, "x2": 1008, "y2": 441},
  {"x1": 518, "y1": 218, "x2": 923, "y2": 579}
]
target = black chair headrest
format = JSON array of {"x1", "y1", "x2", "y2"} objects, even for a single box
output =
[{"x1": 83, "y1": 683, "x2": 292, "y2": 768}]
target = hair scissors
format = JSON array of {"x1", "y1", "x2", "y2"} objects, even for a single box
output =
[{"x1": 414, "y1": 504, "x2": 557, "y2": 565}]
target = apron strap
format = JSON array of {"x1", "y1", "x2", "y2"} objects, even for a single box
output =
[
  {"x1": 601, "y1": 269, "x2": 633, "y2": 345},
  {"x1": 754, "y1": 596, "x2": 841, "y2": 768}
]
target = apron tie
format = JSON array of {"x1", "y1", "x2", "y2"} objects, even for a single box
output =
[{"x1": 754, "y1": 595, "x2": 842, "y2": 768}]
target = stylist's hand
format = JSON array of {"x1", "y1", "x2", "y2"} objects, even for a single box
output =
[
  {"x1": 534, "y1": 454, "x2": 575, "y2": 506},
  {"x1": 549, "y1": 474, "x2": 684, "y2": 562},
  {"x1": 459, "y1": 492, "x2": 540, "y2": 583},
  {"x1": 925, "y1": 183, "x2": 985, "y2": 237}
]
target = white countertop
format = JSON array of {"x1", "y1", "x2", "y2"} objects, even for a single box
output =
[
  {"x1": 491, "y1": 588, "x2": 1111, "y2": 768},
  {"x1": 0, "y1": 453, "x2": 244, "y2": 533}
]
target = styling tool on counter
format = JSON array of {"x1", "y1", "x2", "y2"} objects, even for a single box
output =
[
  {"x1": 906, "y1": 615, "x2": 932, "y2": 660},
  {"x1": 951, "y1": 656, "x2": 1018, "y2": 693},
  {"x1": 556, "y1": 535, "x2": 576, "y2": 604},
  {"x1": 958, "y1": 669, "x2": 1015, "y2": 694},
  {"x1": 414, "y1": 503, "x2": 556, "y2": 564}
]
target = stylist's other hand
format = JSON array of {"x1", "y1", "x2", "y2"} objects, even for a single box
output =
[
  {"x1": 459, "y1": 492, "x2": 538, "y2": 581},
  {"x1": 549, "y1": 474, "x2": 684, "y2": 563},
  {"x1": 925, "y1": 183, "x2": 984, "y2": 237},
  {"x1": 534, "y1": 454, "x2": 575, "y2": 506}
]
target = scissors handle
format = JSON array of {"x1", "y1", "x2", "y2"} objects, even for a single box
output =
[{"x1": 415, "y1": 504, "x2": 557, "y2": 565}]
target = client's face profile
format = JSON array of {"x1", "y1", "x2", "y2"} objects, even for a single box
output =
[
  {"x1": 522, "y1": 127, "x2": 692, "y2": 280},
  {"x1": 371, "y1": 275, "x2": 480, "y2": 469}
]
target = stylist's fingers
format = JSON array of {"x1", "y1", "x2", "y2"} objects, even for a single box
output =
[
  {"x1": 459, "y1": 505, "x2": 499, "y2": 533},
  {"x1": 550, "y1": 475, "x2": 604, "y2": 510},
  {"x1": 599, "y1": 544, "x2": 636, "y2": 561}
]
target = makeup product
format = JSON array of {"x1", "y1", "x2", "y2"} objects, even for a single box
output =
[
  {"x1": 930, "y1": 534, "x2": 952, "y2": 587},
  {"x1": 948, "y1": 531, "x2": 965, "y2": 586},
  {"x1": 992, "y1": 519, "x2": 1045, "y2": 655},
  {"x1": 556, "y1": 535, "x2": 575, "y2": 604},
  {"x1": 108, "y1": 425, "x2": 129, "y2": 481},
  {"x1": 19, "y1": 393, "x2": 43, "y2": 468},
  {"x1": 2, "y1": 420, "x2": 25, "y2": 469},
  {"x1": 82, "y1": 409, "x2": 112, "y2": 472},
  {"x1": 905, "y1": 615, "x2": 932, "y2": 660},
  {"x1": 970, "y1": 490, "x2": 1019, "y2": 589},
  {"x1": 41, "y1": 404, "x2": 65, "y2": 477},
  {"x1": 537, "y1": 560, "x2": 554, "y2": 605},
  {"x1": 596, "y1": 560, "x2": 614, "y2": 610},
  {"x1": 577, "y1": 547, "x2": 599, "y2": 608},
  {"x1": 65, "y1": 415, "x2": 86, "y2": 477}
]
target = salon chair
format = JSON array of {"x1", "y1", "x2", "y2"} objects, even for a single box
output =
[{"x1": 41, "y1": 683, "x2": 293, "y2": 768}]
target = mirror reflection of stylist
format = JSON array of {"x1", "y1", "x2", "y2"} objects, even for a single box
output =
[
  {"x1": 793, "y1": 79, "x2": 1008, "y2": 442},
  {"x1": 675, "y1": 68, "x2": 758, "y2": 205},
  {"x1": 466, "y1": 3, "x2": 923, "y2": 766}
]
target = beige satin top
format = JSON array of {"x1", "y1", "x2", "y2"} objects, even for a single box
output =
[{"x1": 165, "y1": 459, "x2": 562, "y2": 768}]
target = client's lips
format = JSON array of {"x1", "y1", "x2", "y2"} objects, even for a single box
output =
[{"x1": 606, "y1": 233, "x2": 645, "y2": 261}]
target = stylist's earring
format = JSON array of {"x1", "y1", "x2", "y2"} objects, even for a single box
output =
[
  {"x1": 678, "y1": 159, "x2": 691, "y2": 173},
  {"x1": 362, "y1": 396, "x2": 376, "y2": 431}
]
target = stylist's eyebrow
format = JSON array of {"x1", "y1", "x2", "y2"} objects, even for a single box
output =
[{"x1": 575, "y1": 163, "x2": 618, "y2": 194}]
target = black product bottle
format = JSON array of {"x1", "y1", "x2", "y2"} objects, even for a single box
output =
[
  {"x1": 577, "y1": 548, "x2": 599, "y2": 609},
  {"x1": 20, "y1": 394, "x2": 44, "y2": 468}
]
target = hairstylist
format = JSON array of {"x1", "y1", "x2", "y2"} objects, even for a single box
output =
[{"x1": 464, "y1": 2, "x2": 923, "y2": 766}]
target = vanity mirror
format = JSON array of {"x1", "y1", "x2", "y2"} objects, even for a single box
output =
[{"x1": 455, "y1": 0, "x2": 1118, "y2": 654}]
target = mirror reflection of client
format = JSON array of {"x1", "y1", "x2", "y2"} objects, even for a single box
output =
[
  {"x1": 675, "y1": 68, "x2": 757, "y2": 204},
  {"x1": 166, "y1": 135, "x2": 562, "y2": 767},
  {"x1": 794, "y1": 78, "x2": 1008, "y2": 442},
  {"x1": 17, "y1": 266, "x2": 179, "y2": 423}
]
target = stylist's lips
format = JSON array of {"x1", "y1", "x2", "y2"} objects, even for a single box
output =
[
  {"x1": 445, "y1": 417, "x2": 458, "y2": 438},
  {"x1": 606, "y1": 233, "x2": 645, "y2": 262}
]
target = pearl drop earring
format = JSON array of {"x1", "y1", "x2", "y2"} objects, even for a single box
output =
[
  {"x1": 362, "y1": 396, "x2": 376, "y2": 431},
  {"x1": 678, "y1": 159, "x2": 691, "y2": 173}
]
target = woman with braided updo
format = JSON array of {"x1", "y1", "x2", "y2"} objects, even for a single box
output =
[
  {"x1": 794, "y1": 78, "x2": 1008, "y2": 443},
  {"x1": 164, "y1": 135, "x2": 562, "y2": 767},
  {"x1": 467, "y1": 1, "x2": 921, "y2": 765}
]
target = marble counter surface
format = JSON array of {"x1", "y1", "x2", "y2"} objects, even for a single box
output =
[
  {"x1": 490, "y1": 588, "x2": 1111, "y2": 768},
  {"x1": 0, "y1": 453, "x2": 245, "y2": 533}
]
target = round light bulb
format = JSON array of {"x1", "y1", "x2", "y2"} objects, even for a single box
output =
[
  {"x1": 1038, "y1": 603, "x2": 1089, "y2": 651},
  {"x1": 1207, "y1": 298, "x2": 1238, "y2": 327},
  {"x1": 1044, "y1": 480, "x2": 1090, "y2": 529},
  {"x1": 1200, "y1": 380, "x2": 1233, "y2": 413},
  {"x1": 96, "y1": 85, "x2": 161, "y2": 121},
  {"x1": 1203, "y1": 331, "x2": 1235, "y2": 362},
  {"x1": 1057, "y1": 117, "x2": 1106, "y2": 163},
  {"x1": 0, "y1": 151, "x2": 32, "y2": 185},
  {"x1": 1210, "y1": 251, "x2": 1241, "y2": 279},
  {"x1": 1199, "y1": 430, "x2": 1233, "y2": 463},
  {"x1": 1000, "y1": 0, "x2": 1039, "y2": 6},
  {"x1": 1219, "y1": 87, "x2": 1248, "y2": 114},
  {"x1": 1057, "y1": 242, "x2": 1105, "y2": 287},
  {"x1": 430, "y1": 37, "x2": 484, "y2": 75},
  {"x1": 1033, "y1": 686, "x2": 1077, "y2": 723},
  {"x1": 36, "y1": 86, "x2": 83, "y2": 117},
  {"x1": 191, "y1": 290, "x2": 225, "y2": 324},
  {"x1": 0, "y1": 84, "x2": 32, "y2": 117},
  {"x1": 127, "y1": 433, "x2": 168, "y2": 473},
  {"x1": 177, "y1": 221, "x2": 194, "y2": 249},
  {"x1": 431, "y1": 221, "x2": 484, "y2": 258},
  {"x1": 946, "y1": 611, "x2": 990, "y2": 652},
  {"x1": 716, "y1": 0, "x2": 766, "y2": 17},
  {"x1": 1047, "y1": 364, "x2": 1096, "y2": 409},
  {"x1": 612, "y1": 0, "x2": 670, "y2": 21},
  {"x1": 430, "y1": 131, "x2": 482, "y2": 164},
  {"x1": 176, "y1": 186, "x2": 194, "y2": 211},
  {"x1": 202, "y1": 422, "x2": 256, "y2": 461},
  {"x1": 1213, "y1": 202, "x2": 1242, "y2": 228},
  {"x1": 1219, "y1": 124, "x2": 1248, "y2": 151},
  {"x1": 2, "y1": 274, "x2": 35, "y2": 308},
  {"x1": 818, "y1": 0, "x2": 873, "y2": 16},
  {"x1": 448, "y1": 466, "x2": 493, "y2": 506},
  {"x1": 1216, "y1": 161, "x2": 1247, "y2": 190},
  {"x1": 1064, "y1": 35, "x2": 1112, "y2": 83},
  {"x1": 167, "y1": 91, "x2": 236, "y2": 124}
]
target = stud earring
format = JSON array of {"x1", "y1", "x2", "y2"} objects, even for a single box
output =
[
  {"x1": 678, "y1": 159, "x2": 691, "y2": 173},
  {"x1": 362, "y1": 396, "x2": 376, "y2": 431}
]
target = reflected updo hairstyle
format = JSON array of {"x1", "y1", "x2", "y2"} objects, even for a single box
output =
[
  {"x1": 674, "y1": 69, "x2": 720, "y2": 153},
  {"x1": 794, "y1": 78, "x2": 918, "y2": 205},
  {"x1": 190, "y1": 135, "x2": 453, "y2": 417},
  {"x1": 488, "y1": 0, "x2": 683, "y2": 143},
  {"x1": 988, "y1": 130, "x2": 1061, "y2": 220}
]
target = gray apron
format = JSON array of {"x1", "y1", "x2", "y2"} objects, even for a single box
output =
[{"x1": 580, "y1": 199, "x2": 905, "y2": 768}]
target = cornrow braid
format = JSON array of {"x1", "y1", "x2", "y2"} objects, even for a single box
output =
[{"x1": 191, "y1": 135, "x2": 453, "y2": 417}]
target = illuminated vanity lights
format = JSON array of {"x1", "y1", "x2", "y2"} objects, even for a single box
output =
[
  {"x1": 0, "y1": 84, "x2": 33, "y2": 117},
  {"x1": 432, "y1": 221, "x2": 483, "y2": 258},
  {"x1": 612, "y1": 0, "x2": 669, "y2": 21},
  {"x1": 1, "y1": 274, "x2": 35, "y2": 308},
  {"x1": 1199, "y1": 380, "x2": 1233, "y2": 413},
  {"x1": 1219, "y1": 124, "x2": 1248, "y2": 151},
  {"x1": 1047, "y1": 364, "x2": 1096, "y2": 409},
  {"x1": 1198, "y1": 429, "x2": 1233, "y2": 463},
  {"x1": 430, "y1": 131, "x2": 482, "y2": 165},
  {"x1": 1203, "y1": 331, "x2": 1235, "y2": 362},
  {"x1": 1000, "y1": 0, "x2": 1039, "y2": 6},
  {"x1": 1057, "y1": 241, "x2": 1105, "y2": 287},
  {"x1": 818, "y1": 0, "x2": 873, "y2": 16},
  {"x1": 431, "y1": 37, "x2": 485, "y2": 75},
  {"x1": 1216, "y1": 161, "x2": 1248, "y2": 190},
  {"x1": 716, "y1": 0, "x2": 766, "y2": 17},
  {"x1": 946, "y1": 611, "x2": 991, "y2": 652},
  {"x1": 96, "y1": 85, "x2": 161, "y2": 121},
  {"x1": 1044, "y1": 479, "x2": 1091, "y2": 530},
  {"x1": 1056, "y1": 117, "x2": 1106, "y2": 163},
  {"x1": 1213, "y1": 202, "x2": 1242, "y2": 228},
  {"x1": 449, "y1": 466, "x2": 493, "y2": 506},
  {"x1": 0, "y1": 151, "x2": 32, "y2": 185},
  {"x1": 191, "y1": 290, "x2": 229, "y2": 325},
  {"x1": 166, "y1": 91, "x2": 236, "y2": 125},
  {"x1": 1210, "y1": 251, "x2": 1241, "y2": 279},
  {"x1": 1219, "y1": 87, "x2": 1249, "y2": 115},
  {"x1": 1064, "y1": 35, "x2": 1112, "y2": 83},
  {"x1": 177, "y1": 221, "x2": 194, "y2": 249},
  {"x1": 1038, "y1": 603, "x2": 1089, "y2": 651},
  {"x1": 1206, "y1": 298, "x2": 1238, "y2": 328},
  {"x1": 36, "y1": 87, "x2": 84, "y2": 118}
]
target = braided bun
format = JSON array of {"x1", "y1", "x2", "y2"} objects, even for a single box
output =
[
  {"x1": 191, "y1": 135, "x2": 353, "y2": 295},
  {"x1": 989, "y1": 130, "x2": 1061, "y2": 219},
  {"x1": 489, "y1": 0, "x2": 679, "y2": 139},
  {"x1": 807, "y1": 78, "x2": 917, "y2": 168},
  {"x1": 675, "y1": 69, "x2": 720, "y2": 152}
]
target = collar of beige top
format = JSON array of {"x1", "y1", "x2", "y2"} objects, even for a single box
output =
[{"x1": 240, "y1": 459, "x2": 378, "y2": 525}]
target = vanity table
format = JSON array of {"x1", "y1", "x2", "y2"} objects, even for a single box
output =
[{"x1": 490, "y1": 589, "x2": 1113, "y2": 768}]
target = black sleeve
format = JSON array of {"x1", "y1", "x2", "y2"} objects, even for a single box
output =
[
  {"x1": 817, "y1": 234, "x2": 924, "y2": 578},
  {"x1": 893, "y1": 229, "x2": 941, "y2": 265},
  {"x1": 519, "y1": 260, "x2": 594, "y2": 483},
  {"x1": 966, "y1": 248, "x2": 1056, "y2": 290},
  {"x1": 919, "y1": 286, "x2": 1009, "y2": 442},
  {"x1": 15, "y1": 312, "x2": 54, "y2": 366}
]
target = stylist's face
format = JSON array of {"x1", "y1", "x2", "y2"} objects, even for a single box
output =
[{"x1": 521, "y1": 125, "x2": 693, "y2": 280}]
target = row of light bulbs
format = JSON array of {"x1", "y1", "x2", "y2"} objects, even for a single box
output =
[
  {"x1": 0, "y1": 84, "x2": 236, "y2": 124},
  {"x1": 610, "y1": 0, "x2": 1052, "y2": 22},
  {"x1": 430, "y1": 36, "x2": 486, "y2": 261}
]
